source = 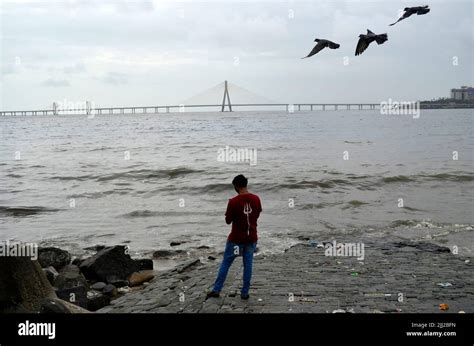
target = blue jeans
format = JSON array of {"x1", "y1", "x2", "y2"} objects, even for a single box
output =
[{"x1": 212, "y1": 241, "x2": 257, "y2": 296}]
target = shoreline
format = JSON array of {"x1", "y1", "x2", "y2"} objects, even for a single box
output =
[{"x1": 99, "y1": 235, "x2": 473, "y2": 313}]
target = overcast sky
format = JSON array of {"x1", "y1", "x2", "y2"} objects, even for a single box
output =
[{"x1": 1, "y1": 0, "x2": 472, "y2": 110}]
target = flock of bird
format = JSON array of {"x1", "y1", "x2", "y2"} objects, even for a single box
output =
[{"x1": 303, "y1": 5, "x2": 430, "y2": 59}]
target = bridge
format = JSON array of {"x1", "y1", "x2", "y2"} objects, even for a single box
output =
[{"x1": 0, "y1": 80, "x2": 382, "y2": 116}]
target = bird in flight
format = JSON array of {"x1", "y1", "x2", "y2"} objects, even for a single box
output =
[
  {"x1": 302, "y1": 39, "x2": 340, "y2": 59},
  {"x1": 389, "y1": 5, "x2": 430, "y2": 26},
  {"x1": 355, "y1": 30, "x2": 388, "y2": 56}
]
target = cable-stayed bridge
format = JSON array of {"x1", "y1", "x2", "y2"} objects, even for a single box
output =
[{"x1": 0, "y1": 80, "x2": 381, "y2": 116}]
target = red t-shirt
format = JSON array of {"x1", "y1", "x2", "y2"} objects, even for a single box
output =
[{"x1": 225, "y1": 193, "x2": 262, "y2": 244}]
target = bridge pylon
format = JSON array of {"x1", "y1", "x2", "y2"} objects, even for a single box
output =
[{"x1": 221, "y1": 80, "x2": 232, "y2": 112}]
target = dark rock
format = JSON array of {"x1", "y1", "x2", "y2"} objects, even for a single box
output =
[
  {"x1": 79, "y1": 245, "x2": 139, "y2": 282},
  {"x1": 152, "y1": 249, "x2": 184, "y2": 258},
  {"x1": 54, "y1": 265, "x2": 89, "y2": 290},
  {"x1": 170, "y1": 241, "x2": 181, "y2": 247},
  {"x1": 91, "y1": 282, "x2": 107, "y2": 291},
  {"x1": 174, "y1": 259, "x2": 202, "y2": 273},
  {"x1": 128, "y1": 270, "x2": 155, "y2": 287},
  {"x1": 106, "y1": 278, "x2": 129, "y2": 288},
  {"x1": 86, "y1": 290, "x2": 110, "y2": 311},
  {"x1": 208, "y1": 256, "x2": 216, "y2": 261},
  {"x1": 38, "y1": 247, "x2": 71, "y2": 270},
  {"x1": 135, "y1": 258, "x2": 154, "y2": 271},
  {"x1": 0, "y1": 257, "x2": 56, "y2": 313},
  {"x1": 71, "y1": 258, "x2": 83, "y2": 266},
  {"x1": 297, "y1": 236, "x2": 311, "y2": 241},
  {"x1": 55, "y1": 285, "x2": 88, "y2": 308},
  {"x1": 102, "y1": 284, "x2": 117, "y2": 297},
  {"x1": 40, "y1": 297, "x2": 90, "y2": 313},
  {"x1": 197, "y1": 245, "x2": 211, "y2": 249},
  {"x1": 43, "y1": 266, "x2": 59, "y2": 285},
  {"x1": 83, "y1": 245, "x2": 106, "y2": 252},
  {"x1": 393, "y1": 241, "x2": 451, "y2": 253}
]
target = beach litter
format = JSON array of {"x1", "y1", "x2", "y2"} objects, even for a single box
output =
[
  {"x1": 117, "y1": 287, "x2": 130, "y2": 294},
  {"x1": 439, "y1": 303, "x2": 449, "y2": 311},
  {"x1": 363, "y1": 293, "x2": 392, "y2": 298},
  {"x1": 351, "y1": 272, "x2": 359, "y2": 277},
  {"x1": 437, "y1": 282, "x2": 453, "y2": 288}
]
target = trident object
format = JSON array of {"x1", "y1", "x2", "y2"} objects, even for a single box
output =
[{"x1": 243, "y1": 203, "x2": 252, "y2": 235}]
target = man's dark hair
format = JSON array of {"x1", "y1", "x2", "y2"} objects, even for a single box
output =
[{"x1": 232, "y1": 174, "x2": 248, "y2": 188}]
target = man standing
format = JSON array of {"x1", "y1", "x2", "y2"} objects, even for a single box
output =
[{"x1": 207, "y1": 174, "x2": 262, "y2": 300}]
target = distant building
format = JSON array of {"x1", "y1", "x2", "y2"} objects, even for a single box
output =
[{"x1": 450, "y1": 86, "x2": 474, "y2": 101}]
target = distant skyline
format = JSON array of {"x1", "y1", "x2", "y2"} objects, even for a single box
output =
[{"x1": 1, "y1": 0, "x2": 473, "y2": 110}]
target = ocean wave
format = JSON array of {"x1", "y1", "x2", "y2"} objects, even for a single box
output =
[
  {"x1": 300, "y1": 202, "x2": 344, "y2": 210},
  {"x1": 6, "y1": 174, "x2": 22, "y2": 178},
  {"x1": 69, "y1": 189, "x2": 133, "y2": 199},
  {"x1": 122, "y1": 210, "x2": 213, "y2": 218},
  {"x1": 0, "y1": 206, "x2": 59, "y2": 217},
  {"x1": 381, "y1": 172, "x2": 474, "y2": 184},
  {"x1": 382, "y1": 175, "x2": 414, "y2": 183},
  {"x1": 50, "y1": 167, "x2": 202, "y2": 182}
]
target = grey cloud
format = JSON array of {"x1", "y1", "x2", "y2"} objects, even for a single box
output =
[
  {"x1": 41, "y1": 79, "x2": 71, "y2": 87},
  {"x1": 101, "y1": 72, "x2": 129, "y2": 85}
]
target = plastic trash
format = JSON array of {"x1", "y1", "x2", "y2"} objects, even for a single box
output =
[
  {"x1": 439, "y1": 303, "x2": 449, "y2": 311},
  {"x1": 458, "y1": 311, "x2": 465, "y2": 313},
  {"x1": 332, "y1": 309, "x2": 346, "y2": 313},
  {"x1": 465, "y1": 260, "x2": 470, "y2": 264},
  {"x1": 117, "y1": 286, "x2": 130, "y2": 294},
  {"x1": 351, "y1": 272, "x2": 359, "y2": 277},
  {"x1": 437, "y1": 282, "x2": 453, "y2": 287}
]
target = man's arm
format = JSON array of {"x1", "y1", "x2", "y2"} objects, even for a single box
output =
[
  {"x1": 225, "y1": 199, "x2": 233, "y2": 225},
  {"x1": 256, "y1": 198, "x2": 262, "y2": 218}
]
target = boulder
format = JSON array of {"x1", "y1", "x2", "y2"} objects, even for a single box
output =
[
  {"x1": 55, "y1": 286, "x2": 88, "y2": 309},
  {"x1": 0, "y1": 257, "x2": 56, "y2": 313},
  {"x1": 43, "y1": 266, "x2": 59, "y2": 285},
  {"x1": 40, "y1": 297, "x2": 90, "y2": 313},
  {"x1": 86, "y1": 290, "x2": 110, "y2": 311},
  {"x1": 106, "y1": 278, "x2": 129, "y2": 288},
  {"x1": 54, "y1": 265, "x2": 89, "y2": 290},
  {"x1": 128, "y1": 270, "x2": 155, "y2": 287},
  {"x1": 91, "y1": 282, "x2": 107, "y2": 291},
  {"x1": 38, "y1": 247, "x2": 71, "y2": 270},
  {"x1": 135, "y1": 258, "x2": 154, "y2": 271},
  {"x1": 71, "y1": 258, "x2": 83, "y2": 266},
  {"x1": 170, "y1": 241, "x2": 182, "y2": 247},
  {"x1": 79, "y1": 246, "x2": 139, "y2": 282},
  {"x1": 102, "y1": 284, "x2": 117, "y2": 297},
  {"x1": 83, "y1": 245, "x2": 106, "y2": 252},
  {"x1": 152, "y1": 249, "x2": 184, "y2": 258}
]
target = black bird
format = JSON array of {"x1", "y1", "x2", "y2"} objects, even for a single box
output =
[
  {"x1": 355, "y1": 29, "x2": 388, "y2": 56},
  {"x1": 302, "y1": 39, "x2": 340, "y2": 59},
  {"x1": 389, "y1": 5, "x2": 430, "y2": 26}
]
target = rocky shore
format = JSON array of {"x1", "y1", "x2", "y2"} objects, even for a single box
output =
[
  {"x1": 1, "y1": 236, "x2": 472, "y2": 314},
  {"x1": 101, "y1": 236, "x2": 473, "y2": 313}
]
